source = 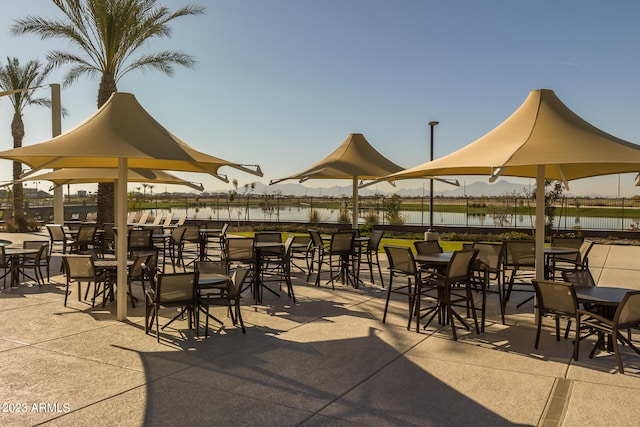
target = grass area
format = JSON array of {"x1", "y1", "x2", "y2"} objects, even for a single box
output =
[{"x1": 230, "y1": 231, "x2": 465, "y2": 253}]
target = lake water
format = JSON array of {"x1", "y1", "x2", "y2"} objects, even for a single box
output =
[{"x1": 154, "y1": 206, "x2": 636, "y2": 231}]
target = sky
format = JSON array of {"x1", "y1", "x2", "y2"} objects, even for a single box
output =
[{"x1": 1, "y1": 0, "x2": 640, "y2": 197}]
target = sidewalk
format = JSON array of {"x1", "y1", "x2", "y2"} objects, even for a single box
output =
[{"x1": 0, "y1": 231, "x2": 639, "y2": 426}]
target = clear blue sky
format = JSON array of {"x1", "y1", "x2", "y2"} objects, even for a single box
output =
[{"x1": 1, "y1": 0, "x2": 640, "y2": 197}]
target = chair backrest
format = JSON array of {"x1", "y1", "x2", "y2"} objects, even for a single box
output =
[
  {"x1": 551, "y1": 236, "x2": 583, "y2": 262},
  {"x1": 368, "y1": 230, "x2": 384, "y2": 251},
  {"x1": 102, "y1": 223, "x2": 115, "y2": 240},
  {"x1": 330, "y1": 231, "x2": 355, "y2": 252},
  {"x1": 615, "y1": 291, "x2": 640, "y2": 329},
  {"x1": 129, "y1": 253, "x2": 151, "y2": 279},
  {"x1": 503, "y1": 240, "x2": 535, "y2": 268},
  {"x1": 284, "y1": 235, "x2": 295, "y2": 255},
  {"x1": 47, "y1": 224, "x2": 66, "y2": 241},
  {"x1": 532, "y1": 279, "x2": 578, "y2": 315},
  {"x1": 170, "y1": 225, "x2": 187, "y2": 243},
  {"x1": 163, "y1": 212, "x2": 175, "y2": 227},
  {"x1": 176, "y1": 213, "x2": 187, "y2": 226},
  {"x1": 126, "y1": 212, "x2": 137, "y2": 223},
  {"x1": 228, "y1": 267, "x2": 250, "y2": 298},
  {"x1": 561, "y1": 269, "x2": 597, "y2": 287},
  {"x1": 577, "y1": 240, "x2": 594, "y2": 265},
  {"x1": 255, "y1": 232, "x2": 282, "y2": 243},
  {"x1": 225, "y1": 237, "x2": 255, "y2": 262},
  {"x1": 414, "y1": 240, "x2": 442, "y2": 255},
  {"x1": 472, "y1": 242, "x2": 503, "y2": 272},
  {"x1": 384, "y1": 245, "x2": 418, "y2": 276},
  {"x1": 155, "y1": 272, "x2": 196, "y2": 304},
  {"x1": 128, "y1": 229, "x2": 154, "y2": 249},
  {"x1": 77, "y1": 225, "x2": 97, "y2": 244},
  {"x1": 152, "y1": 214, "x2": 163, "y2": 225},
  {"x1": 196, "y1": 260, "x2": 229, "y2": 276},
  {"x1": 308, "y1": 229, "x2": 324, "y2": 248},
  {"x1": 182, "y1": 225, "x2": 202, "y2": 243},
  {"x1": 130, "y1": 249, "x2": 158, "y2": 273},
  {"x1": 445, "y1": 249, "x2": 478, "y2": 280},
  {"x1": 63, "y1": 255, "x2": 96, "y2": 280},
  {"x1": 23, "y1": 241, "x2": 48, "y2": 261}
]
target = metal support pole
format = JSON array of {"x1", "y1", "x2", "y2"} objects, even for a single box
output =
[{"x1": 426, "y1": 121, "x2": 439, "y2": 239}]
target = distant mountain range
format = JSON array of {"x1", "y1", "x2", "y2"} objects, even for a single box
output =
[{"x1": 224, "y1": 179, "x2": 596, "y2": 198}]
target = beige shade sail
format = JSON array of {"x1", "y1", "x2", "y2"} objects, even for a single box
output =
[
  {"x1": 270, "y1": 133, "x2": 404, "y2": 227},
  {"x1": 377, "y1": 89, "x2": 640, "y2": 280},
  {"x1": 0, "y1": 91, "x2": 262, "y2": 321},
  {"x1": 0, "y1": 92, "x2": 262, "y2": 180},
  {"x1": 381, "y1": 89, "x2": 640, "y2": 183},
  {"x1": 16, "y1": 168, "x2": 204, "y2": 191},
  {"x1": 271, "y1": 133, "x2": 404, "y2": 182}
]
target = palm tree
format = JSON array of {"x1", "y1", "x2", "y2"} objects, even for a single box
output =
[
  {"x1": 0, "y1": 57, "x2": 54, "y2": 231},
  {"x1": 11, "y1": 0, "x2": 205, "y2": 225}
]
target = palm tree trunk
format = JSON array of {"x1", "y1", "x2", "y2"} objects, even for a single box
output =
[
  {"x1": 11, "y1": 112, "x2": 27, "y2": 232},
  {"x1": 96, "y1": 72, "x2": 117, "y2": 226}
]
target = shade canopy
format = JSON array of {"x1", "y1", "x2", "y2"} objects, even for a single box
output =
[
  {"x1": 377, "y1": 89, "x2": 640, "y2": 280},
  {"x1": 382, "y1": 89, "x2": 640, "y2": 184},
  {"x1": 17, "y1": 168, "x2": 204, "y2": 191},
  {"x1": 0, "y1": 92, "x2": 262, "y2": 181},
  {"x1": 0, "y1": 91, "x2": 262, "y2": 322},
  {"x1": 270, "y1": 133, "x2": 404, "y2": 227},
  {"x1": 271, "y1": 133, "x2": 404, "y2": 182}
]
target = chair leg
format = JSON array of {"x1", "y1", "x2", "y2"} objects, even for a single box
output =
[
  {"x1": 535, "y1": 314, "x2": 542, "y2": 349},
  {"x1": 612, "y1": 331, "x2": 625, "y2": 374}
]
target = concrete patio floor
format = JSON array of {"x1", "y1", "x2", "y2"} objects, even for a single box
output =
[{"x1": 0, "y1": 231, "x2": 639, "y2": 426}]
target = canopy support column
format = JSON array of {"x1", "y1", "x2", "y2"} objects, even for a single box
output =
[
  {"x1": 116, "y1": 158, "x2": 128, "y2": 321},
  {"x1": 535, "y1": 165, "x2": 545, "y2": 280}
]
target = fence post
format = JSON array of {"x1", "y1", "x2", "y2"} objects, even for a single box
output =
[{"x1": 621, "y1": 197, "x2": 625, "y2": 231}]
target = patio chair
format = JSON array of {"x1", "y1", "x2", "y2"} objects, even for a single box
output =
[
  {"x1": 62, "y1": 254, "x2": 110, "y2": 307},
  {"x1": 307, "y1": 229, "x2": 328, "y2": 284},
  {"x1": 130, "y1": 248, "x2": 159, "y2": 293},
  {"x1": 324, "y1": 230, "x2": 356, "y2": 290},
  {"x1": 575, "y1": 290, "x2": 640, "y2": 373},
  {"x1": 46, "y1": 223, "x2": 74, "y2": 256},
  {"x1": 287, "y1": 234, "x2": 312, "y2": 275},
  {"x1": 414, "y1": 240, "x2": 443, "y2": 273},
  {"x1": 224, "y1": 237, "x2": 255, "y2": 295},
  {"x1": 551, "y1": 240, "x2": 594, "y2": 278},
  {"x1": 70, "y1": 224, "x2": 97, "y2": 254},
  {"x1": 470, "y1": 241, "x2": 504, "y2": 329},
  {"x1": 167, "y1": 226, "x2": 187, "y2": 272},
  {"x1": 502, "y1": 240, "x2": 536, "y2": 309},
  {"x1": 531, "y1": 280, "x2": 580, "y2": 355},
  {"x1": 360, "y1": 230, "x2": 385, "y2": 287},
  {"x1": 255, "y1": 232, "x2": 290, "y2": 302},
  {"x1": 128, "y1": 229, "x2": 154, "y2": 251},
  {"x1": 198, "y1": 266, "x2": 249, "y2": 336},
  {"x1": 179, "y1": 225, "x2": 203, "y2": 269},
  {"x1": 420, "y1": 249, "x2": 479, "y2": 340},
  {"x1": 382, "y1": 245, "x2": 423, "y2": 330},
  {"x1": 127, "y1": 253, "x2": 153, "y2": 308},
  {"x1": 145, "y1": 271, "x2": 197, "y2": 342},
  {"x1": 21, "y1": 241, "x2": 50, "y2": 286}
]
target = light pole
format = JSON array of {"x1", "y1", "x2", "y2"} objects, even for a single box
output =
[{"x1": 427, "y1": 121, "x2": 439, "y2": 240}]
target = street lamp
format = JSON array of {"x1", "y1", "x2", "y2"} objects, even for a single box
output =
[{"x1": 426, "y1": 121, "x2": 439, "y2": 240}]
